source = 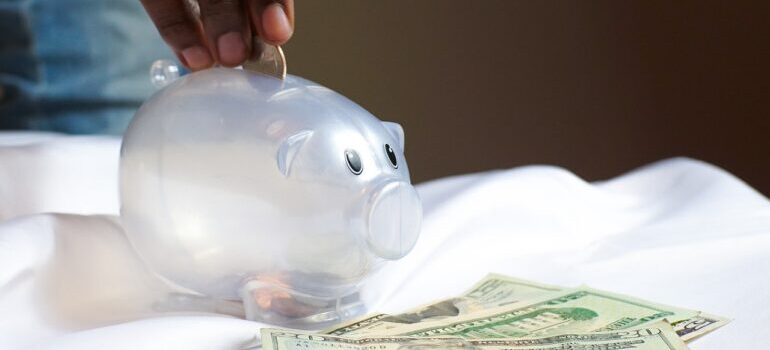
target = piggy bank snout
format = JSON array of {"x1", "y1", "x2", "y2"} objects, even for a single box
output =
[{"x1": 365, "y1": 181, "x2": 422, "y2": 260}]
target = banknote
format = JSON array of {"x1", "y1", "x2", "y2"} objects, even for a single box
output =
[
  {"x1": 331, "y1": 287, "x2": 698, "y2": 339},
  {"x1": 461, "y1": 273, "x2": 563, "y2": 308},
  {"x1": 324, "y1": 274, "x2": 563, "y2": 336},
  {"x1": 263, "y1": 323, "x2": 688, "y2": 350},
  {"x1": 324, "y1": 274, "x2": 728, "y2": 342},
  {"x1": 463, "y1": 274, "x2": 729, "y2": 342},
  {"x1": 670, "y1": 313, "x2": 730, "y2": 342}
]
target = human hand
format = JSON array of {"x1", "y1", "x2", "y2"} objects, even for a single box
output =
[{"x1": 140, "y1": 0, "x2": 294, "y2": 70}]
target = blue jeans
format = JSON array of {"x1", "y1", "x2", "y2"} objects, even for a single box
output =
[{"x1": 0, "y1": 0, "x2": 175, "y2": 134}]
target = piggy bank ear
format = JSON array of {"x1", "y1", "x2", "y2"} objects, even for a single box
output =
[
  {"x1": 277, "y1": 130, "x2": 314, "y2": 177},
  {"x1": 382, "y1": 122, "x2": 405, "y2": 150}
]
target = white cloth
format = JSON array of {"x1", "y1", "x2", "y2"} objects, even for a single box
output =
[{"x1": 0, "y1": 132, "x2": 767, "y2": 349}]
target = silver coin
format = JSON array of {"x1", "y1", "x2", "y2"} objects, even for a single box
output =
[{"x1": 243, "y1": 37, "x2": 287, "y2": 80}]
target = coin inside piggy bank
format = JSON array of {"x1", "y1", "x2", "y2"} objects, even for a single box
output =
[{"x1": 120, "y1": 67, "x2": 422, "y2": 327}]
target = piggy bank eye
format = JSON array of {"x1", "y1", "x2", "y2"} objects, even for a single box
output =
[
  {"x1": 384, "y1": 144, "x2": 398, "y2": 169},
  {"x1": 345, "y1": 149, "x2": 363, "y2": 175}
]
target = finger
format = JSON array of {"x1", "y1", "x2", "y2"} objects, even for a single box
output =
[
  {"x1": 140, "y1": 0, "x2": 213, "y2": 70},
  {"x1": 198, "y1": 0, "x2": 249, "y2": 67},
  {"x1": 247, "y1": 0, "x2": 294, "y2": 45}
]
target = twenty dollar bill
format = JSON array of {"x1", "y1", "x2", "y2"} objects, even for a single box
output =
[
  {"x1": 264, "y1": 323, "x2": 689, "y2": 350},
  {"x1": 326, "y1": 274, "x2": 722, "y2": 341}
]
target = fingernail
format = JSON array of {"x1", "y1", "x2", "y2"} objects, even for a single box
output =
[
  {"x1": 181, "y1": 46, "x2": 213, "y2": 70},
  {"x1": 217, "y1": 32, "x2": 247, "y2": 66},
  {"x1": 262, "y1": 3, "x2": 293, "y2": 43}
]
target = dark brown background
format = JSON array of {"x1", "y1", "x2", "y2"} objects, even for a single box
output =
[{"x1": 284, "y1": 1, "x2": 769, "y2": 193}]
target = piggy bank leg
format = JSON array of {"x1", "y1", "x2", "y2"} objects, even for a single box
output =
[{"x1": 239, "y1": 279, "x2": 366, "y2": 329}]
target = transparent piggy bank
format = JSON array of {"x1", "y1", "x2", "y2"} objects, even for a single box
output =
[{"x1": 120, "y1": 67, "x2": 422, "y2": 327}]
